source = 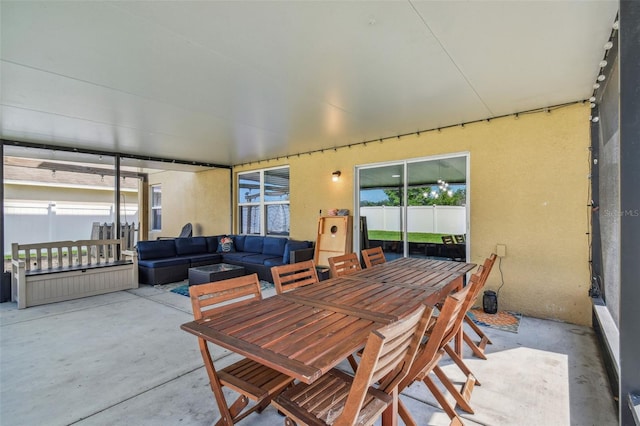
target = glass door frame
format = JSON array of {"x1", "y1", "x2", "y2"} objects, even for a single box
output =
[{"x1": 354, "y1": 152, "x2": 470, "y2": 260}]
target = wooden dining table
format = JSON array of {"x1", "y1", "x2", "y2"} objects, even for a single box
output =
[
  {"x1": 180, "y1": 256, "x2": 476, "y2": 422},
  {"x1": 181, "y1": 294, "x2": 380, "y2": 384},
  {"x1": 181, "y1": 257, "x2": 475, "y2": 379},
  {"x1": 288, "y1": 257, "x2": 476, "y2": 355}
]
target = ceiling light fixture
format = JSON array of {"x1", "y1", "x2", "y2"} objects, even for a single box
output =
[
  {"x1": 599, "y1": 60, "x2": 608, "y2": 68},
  {"x1": 604, "y1": 41, "x2": 613, "y2": 50},
  {"x1": 597, "y1": 75, "x2": 606, "y2": 82}
]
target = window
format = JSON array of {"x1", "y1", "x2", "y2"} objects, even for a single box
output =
[
  {"x1": 151, "y1": 185, "x2": 162, "y2": 231},
  {"x1": 238, "y1": 167, "x2": 289, "y2": 236}
]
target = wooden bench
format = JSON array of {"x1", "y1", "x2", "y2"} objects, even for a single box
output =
[{"x1": 11, "y1": 239, "x2": 138, "y2": 309}]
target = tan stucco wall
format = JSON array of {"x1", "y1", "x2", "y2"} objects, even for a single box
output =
[
  {"x1": 147, "y1": 168, "x2": 231, "y2": 239},
  {"x1": 233, "y1": 103, "x2": 591, "y2": 325}
]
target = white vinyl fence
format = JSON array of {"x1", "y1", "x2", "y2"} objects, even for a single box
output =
[
  {"x1": 360, "y1": 205, "x2": 466, "y2": 235},
  {"x1": 4, "y1": 201, "x2": 139, "y2": 253}
]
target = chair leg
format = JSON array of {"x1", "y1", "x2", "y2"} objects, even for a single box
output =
[
  {"x1": 442, "y1": 343, "x2": 480, "y2": 414},
  {"x1": 398, "y1": 399, "x2": 418, "y2": 426},
  {"x1": 433, "y1": 365, "x2": 475, "y2": 414},
  {"x1": 463, "y1": 331, "x2": 488, "y2": 360},
  {"x1": 214, "y1": 395, "x2": 250, "y2": 426},
  {"x1": 256, "y1": 395, "x2": 271, "y2": 413},
  {"x1": 423, "y1": 374, "x2": 464, "y2": 425},
  {"x1": 381, "y1": 387, "x2": 398, "y2": 426},
  {"x1": 443, "y1": 344, "x2": 481, "y2": 387},
  {"x1": 464, "y1": 313, "x2": 493, "y2": 359},
  {"x1": 347, "y1": 354, "x2": 359, "y2": 372},
  {"x1": 199, "y1": 339, "x2": 236, "y2": 425}
]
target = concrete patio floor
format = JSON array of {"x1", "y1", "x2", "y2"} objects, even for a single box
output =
[{"x1": 0, "y1": 284, "x2": 617, "y2": 426}]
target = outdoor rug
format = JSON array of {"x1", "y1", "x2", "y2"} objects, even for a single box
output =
[
  {"x1": 468, "y1": 307, "x2": 522, "y2": 333},
  {"x1": 170, "y1": 284, "x2": 191, "y2": 297},
  {"x1": 170, "y1": 281, "x2": 273, "y2": 297}
]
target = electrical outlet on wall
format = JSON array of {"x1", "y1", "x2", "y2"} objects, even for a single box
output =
[{"x1": 496, "y1": 244, "x2": 507, "y2": 257}]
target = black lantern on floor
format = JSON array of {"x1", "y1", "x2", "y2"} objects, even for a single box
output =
[{"x1": 483, "y1": 290, "x2": 498, "y2": 314}]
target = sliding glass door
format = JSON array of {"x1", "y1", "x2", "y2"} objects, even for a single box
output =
[
  {"x1": 356, "y1": 154, "x2": 468, "y2": 260},
  {"x1": 358, "y1": 163, "x2": 405, "y2": 260}
]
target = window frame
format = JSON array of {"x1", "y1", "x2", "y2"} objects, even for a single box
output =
[
  {"x1": 237, "y1": 166, "x2": 290, "y2": 237},
  {"x1": 150, "y1": 184, "x2": 162, "y2": 231}
]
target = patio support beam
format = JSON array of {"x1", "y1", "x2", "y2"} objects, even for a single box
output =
[
  {"x1": 115, "y1": 155, "x2": 121, "y2": 258},
  {"x1": 619, "y1": 1, "x2": 640, "y2": 424},
  {"x1": 1, "y1": 143, "x2": 4, "y2": 266}
]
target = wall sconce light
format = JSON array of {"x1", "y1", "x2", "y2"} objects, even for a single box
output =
[{"x1": 332, "y1": 171, "x2": 341, "y2": 182}]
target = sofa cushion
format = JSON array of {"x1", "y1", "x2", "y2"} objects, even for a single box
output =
[
  {"x1": 188, "y1": 253, "x2": 222, "y2": 264},
  {"x1": 175, "y1": 237, "x2": 208, "y2": 255},
  {"x1": 242, "y1": 254, "x2": 282, "y2": 266},
  {"x1": 262, "y1": 237, "x2": 287, "y2": 257},
  {"x1": 205, "y1": 236, "x2": 219, "y2": 253},
  {"x1": 221, "y1": 251, "x2": 258, "y2": 263},
  {"x1": 264, "y1": 257, "x2": 286, "y2": 267},
  {"x1": 283, "y1": 240, "x2": 311, "y2": 264},
  {"x1": 232, "y1": 235, "x2": 246, "y2": 252},
  {"x1": 138, "y1": 257, "x2": 190, "y2": 268},
  {"x1": 137, "y1": 240, "x2": 177, "y2": 260},
  {"x1": 244, "y1": 236, "x2": 264, "y2": 254}
]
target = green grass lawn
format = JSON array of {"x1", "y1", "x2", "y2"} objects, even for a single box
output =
[{"x1": 367, "y1": 230, "x2": 450, "y2": 244}]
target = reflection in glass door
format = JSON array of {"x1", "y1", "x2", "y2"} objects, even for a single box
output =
[
  {"x1": 358, "y1": 163, "x2": 405, "y2": 261},
  {"x1": 356, "y1": 154, "x2": 468, "y2": 260}
]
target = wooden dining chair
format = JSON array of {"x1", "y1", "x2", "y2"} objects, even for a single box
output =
[
  {"x1": 442, "y1": 235, "x2": 465, "y2": 262},
  {"x1": 397, "y1": 280, "x2": 475, "y2": 426},
  {"x1": 361, "y1": 246, "x2": 386, "y2": 268},
  {"x1": 328, "y1": 252, "x2": 361, "y2": 278},
  {"x1": 463, "y1": 253, "x2": 498, "y2": 359},
  {"x1": 272, "y1": 303, "x2": 433, "y2": 426},
  {"x1": 271, "y1": 260, "x2": 319, "y2": 294},
  {"x1": 188, "y1": 274, "x2": 294, "y2": 425}
]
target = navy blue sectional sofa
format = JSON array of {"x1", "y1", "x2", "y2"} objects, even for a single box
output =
[{"x1": 136, "y1": 235, "x2": 313, "y2": 285}]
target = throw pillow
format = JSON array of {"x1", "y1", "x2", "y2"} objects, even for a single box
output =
[{"x1": 217, "y1": 236, "x2": 236, "y2": 253}]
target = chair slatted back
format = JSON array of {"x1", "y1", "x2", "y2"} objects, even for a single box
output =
[
  {"x1": 481, "y1": 253, "x2": 497, "y2": 281},
  {"x1": 328, "y1": 253, "x2": 362, "y2": 278},
  {"x1": 454, "y1": 234, "x2": 466, "y2": 244},
  {"x1": 338, "y1": 304, "x2": 433, "y2": 425},
  {"x1": 461, "y1": 254, "x2": 499, "y2": 360},
  {"x1": 441, "y1": 235, "x2": 456, "y2": 245},
  {"x1": 188, "y1": 273, "x2": 293, "y2": 425},
  {"x1": 468, "y1": 254, "x2": 497, "y2": 307},
  {"x1": 401, "y1": 281, "x2": 473, "y2": 387},
  {"x1": 361, "y1": 246, "x2": 386, "y2": 268},
  {"x1": 189, "y1": 273, "x2": 262, "y2": 319},
  {"x1": 271, "y1": 260, "x2": 319, "y2": 294}
]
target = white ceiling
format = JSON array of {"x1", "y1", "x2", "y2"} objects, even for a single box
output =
[{"x1": 0, "y1": 1, "x2": 618, "y2": 167}]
